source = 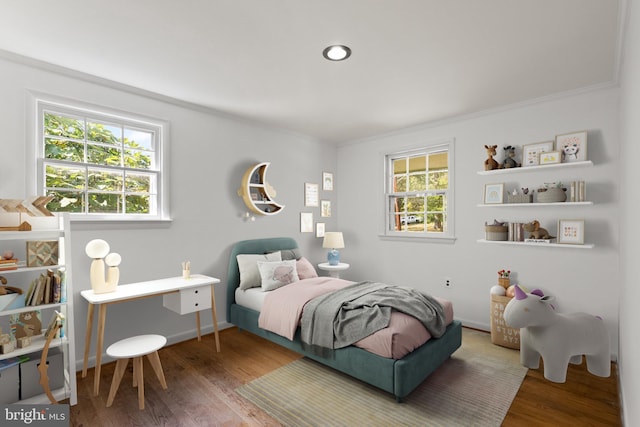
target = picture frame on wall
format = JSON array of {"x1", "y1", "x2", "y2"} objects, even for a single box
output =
[
  {"x1": 316, "y1": 222, "x2": 325, "y2": 238},
  {"x1": 557, "y1": 219, "x2": 585, "y2": 244},
  {"x1": 555, "y1": 131, "x2": 588, "y2": 163},
  {"x1": 300, "y1": 212, "x2": 313, "y2": 233},
  {"x1": 539, "y1": 150, "x2": 562, "y2": 165},
  {"x1": 522, "y1": 141, "x2": 554, "y2": 166},
  {"x1": 483, "y1": 183, "x2": 504, "y2": 204},
  {"x1": 304, "y1": 183, "x2": 319, "y2": 207},
  {"x1": 323, "y1": 172, "x2": 334, "y2": 191},
  {"x1": 321, "y1": 200, "x2": 331, "y2": 217}
]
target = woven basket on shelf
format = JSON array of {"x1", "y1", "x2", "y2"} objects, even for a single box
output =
[{"x1": 485, "y1": 224, "x2": 508, "y2": 241}]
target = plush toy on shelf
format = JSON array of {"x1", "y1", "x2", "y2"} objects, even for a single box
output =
[
  {"x1": 502, "y1": 145, "x2": 521, "y2": 168},
  {"x1": 484, "y1": 145, "x2": 500, "y2": 171}
]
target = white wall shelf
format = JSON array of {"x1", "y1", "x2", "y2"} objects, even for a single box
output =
[
  {"x1": 477, "y1": 160, "x2": 593, "y2": 175},
  {"x1": 477, "y1": 239, "x2": 594, "y2": 249},
  {"x1": 477, "y1": 201, "x2": 593, "y2": 207}
]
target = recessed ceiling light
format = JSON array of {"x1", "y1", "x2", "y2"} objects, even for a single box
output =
[{"x1": 322, "y1": 45, "x2": 352, "y2": 61}]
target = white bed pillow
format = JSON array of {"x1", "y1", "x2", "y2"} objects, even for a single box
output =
[
  {"x1": 257, "y1": 259, "x2": 299, "y2": 291},
  {"x1": 237, "y1": 252, "x2": 282, "y2": 290}
]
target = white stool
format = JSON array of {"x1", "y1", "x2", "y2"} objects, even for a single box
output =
[{"x1": 106, "y1": 334, "x2": 168, "y2": 410}]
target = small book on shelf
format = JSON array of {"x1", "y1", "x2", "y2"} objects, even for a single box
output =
[
  {"x1": 44, "y1": 310, "x2": 65, "y2": 340},
  {"x1": 524, "y1": 238, "x2": 555, "y2": 244},
  {"x1": 0, "y1": 258, "x2": 18, "y2": 271}
]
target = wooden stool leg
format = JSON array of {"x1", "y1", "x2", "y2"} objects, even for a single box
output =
[
  {"x1": 134, "y1": 356, "x2": 145, "y2": 410},
  {"x1": 146, "y1": 351, "x2": 168, "y2": 389},
  {"x1": 106, "y1": 359, "x2": 129, "y2": 407}
]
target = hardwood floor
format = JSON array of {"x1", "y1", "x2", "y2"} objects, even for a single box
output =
[{"x1": 68, "y1": 327, "x2": 621, "y2": 426}]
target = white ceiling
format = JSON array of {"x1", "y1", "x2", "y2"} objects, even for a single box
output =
[{"x1": 0, "y1": 0, "x2": 622, "y2": 144}]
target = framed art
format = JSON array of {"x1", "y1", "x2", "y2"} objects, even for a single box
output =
[
  {"x1": 539, "y1": 150, "x2": 561, "y2": 165},
  {"x1": 323, "y1": 172, "x2": 334, "y2": 191},
  {"x1": 300, "y1": 212, "x2": 313, "y2": 233},
  {"x1": 522, "y1": 141, "x2": 554, "y2": 166},
  {"x1": 304, "y1": 183, "x2": 319, "y2": 207},
  {"x1": 557, "y1": 219, "x2": 585, "y2": 244},
  {"x1": 26, "y1": 240, "x2": 59, "y2": 267},
  {"x1": 555, "y1": 131, "x2": 587, "y2": 163},
  {"x1": 321, "y1": 200, "x2": 331, "y2": 217},
  {"x1": 483, "y1": 183, "x2": 504, "y2": 204},
  {"x1": 316, "y1": 222, "x2": 325, "y2": 238}
]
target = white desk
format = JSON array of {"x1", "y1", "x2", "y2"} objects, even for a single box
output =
[
  {"x1": 81, "y1": 274, "x2": 220, "y2": 396},
  {"x1": 317, "y1": 262, "x2": 350, "y2": 278}
]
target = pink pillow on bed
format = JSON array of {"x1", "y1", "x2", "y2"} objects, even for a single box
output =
[{"x1": 296, "y1": 257, "x2": 318, "y2": 279}]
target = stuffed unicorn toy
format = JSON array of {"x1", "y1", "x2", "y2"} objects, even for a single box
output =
[{"x1": 503, "y1": 285, "x2": 610, "y2": 383}]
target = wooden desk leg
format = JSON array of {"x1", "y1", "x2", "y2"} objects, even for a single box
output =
[
  {"x1": 82, "y1": 303, "x2": 95, "y2": 378},
  {"x1": 196, "y1": 311, "x2": 202, "y2": 342},
  {"x1": 211, "y1": 284, "x2": 220, "y2": 352},
  {"x1": 94, "y1": 304, "x2": 107, "y2": 396}
]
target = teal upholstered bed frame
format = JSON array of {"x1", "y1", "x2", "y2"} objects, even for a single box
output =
[{"x1": 227, "y1": 237, "x2": 462, "y2": 401}]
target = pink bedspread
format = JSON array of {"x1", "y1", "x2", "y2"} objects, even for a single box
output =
[{"x1": 257, "y1": 277, "x2": 454, "y2": 359}]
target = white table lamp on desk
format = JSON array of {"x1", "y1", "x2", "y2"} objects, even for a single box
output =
[{"x1": 323, "y1": 232, "x2": 344, "y2": 266}]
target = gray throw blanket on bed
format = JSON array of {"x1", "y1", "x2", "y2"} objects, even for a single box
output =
[{"x1": 300, "y1": 281, "x2": 446, "y2": 357}]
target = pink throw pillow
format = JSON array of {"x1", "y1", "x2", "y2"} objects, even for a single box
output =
[{"x1": 296, "y1": 257, "x2": 318, "y2": 279}]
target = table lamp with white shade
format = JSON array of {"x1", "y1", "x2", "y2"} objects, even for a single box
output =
[{"x1": 323, "y1": 232, "x2": 344, "y2": 266}]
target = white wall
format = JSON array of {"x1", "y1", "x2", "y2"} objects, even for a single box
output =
[
  {"x1": 0, "y1": 53, "x2": 339, "y2": 369},
  {"x1": 337, "y1": 87, "x2": 621, "y2": 358},
  {"x1": 619, "y1": 0, "x2": 639, "y2": 424}
]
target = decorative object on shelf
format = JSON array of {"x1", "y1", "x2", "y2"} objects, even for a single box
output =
[
  {"x1": 26, "y1": 240, "x2": 59, "y2": 267},
  {"x1": 497, "y1": 269, "x2": 511, "y2": 289},
  {"x1": 485, "y1": 220, "x2": 508, "y2": 241},
  {"x1": 0, "y1": 196, "x2": 54, "y2": 217},
  {"x1": 501, "y1": 146, "x2": 521, "y2": 168},
  {"x1": 0, "y1": 341, "x2": 14, "y2": 354},
  {"x1": 483, "y1": 183, "x2": 504, "y2": 204},
  {"x1": 507, "y1": 188, "x2": 533, "y2": 203},
  {"x1": 85, "y1": 239, "x2": 121, "y2": 293},
  {"x1": 16, "y1": 336, "x2": 31, "y2": 348},
  {"x1": 503, "y1": 285, "x2": 610, "y2": 383},
  {"x1": 555, "y1": 131, "x2": 587, "y2": 163},
  {"x1": 2, "y1": 250, "x2": 14, "y2": 259},
  {"x1": 238, "y1": 162, "x2": 285, "y2": 216},
  {"x1": 539, "y1": 151, "x2": 561, "y2": 165},
  {"x1": 323, "y1": 172, "x2": 334, "y2": 191},
  {"x1": 557, "y1": 219, "x2": 585, "y2": 245},
  {"x1": 323, "y1": 232, "x2": 345, "y2": 266},
  {"x1": 522, "y1": 141, "x2": 554, "y2": 166},
  {"x1": 181, "y1": 261, "x2": 191, "y2": 279},
  {"x1": 10, "y1": 310, "x2": 42, "y2": 338},
  {"x1": 536, "y1": 182, "x2": 567, "y2": 203},
  {"x1": 483, "y1": 145, "x2": 500, "y2": 170},
  {"x1": 523, "y1": 220, "x2": 554, "y2": 240},
  {"x1": 0, "y1": 221, "x2": 32, "y2": 232}
]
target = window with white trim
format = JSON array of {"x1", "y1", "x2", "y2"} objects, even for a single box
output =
[
  {"x1": 34, "y1": 99, "x2": 169, "y2": 221},
  {"x1": 384, "y1": 140, "x2": 454, "y2": 239}
]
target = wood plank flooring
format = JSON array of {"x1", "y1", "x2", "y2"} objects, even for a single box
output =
[{"x1": 68, "y1": 327, "x2": 621, "y2": 426}]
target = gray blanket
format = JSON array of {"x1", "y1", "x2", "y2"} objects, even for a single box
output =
[{"x1": 300, "y1": 281, "x2": 446, "y2": 357}]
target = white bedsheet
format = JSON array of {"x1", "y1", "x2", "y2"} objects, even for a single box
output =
[{"x1": 235, "y1": 287, "x2": 267, "y2": 312}]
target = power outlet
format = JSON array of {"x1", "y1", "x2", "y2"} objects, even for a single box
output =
[{"x1": 444, "y1": 277, "x2": 452, "y2": 288}]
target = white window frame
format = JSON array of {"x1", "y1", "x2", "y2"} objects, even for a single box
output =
[
  {"x1": 381, "y1": 139, "x2": 455, "y2": 243},
  {"x1": 27, "y1": 92, "x2": 171, "y2": 222}
]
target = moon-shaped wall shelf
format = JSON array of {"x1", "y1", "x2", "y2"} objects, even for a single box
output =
[{"x1": 238, "y1": 162, "x2": 285, "y2": 216}]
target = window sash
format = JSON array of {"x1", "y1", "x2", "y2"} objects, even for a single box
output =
[
  {"x1": 34, "y1": 97, "x2": 167, "y2": 221},
  {"x1": 384, "y1": 141, "x2": 454, "y2": 238}
]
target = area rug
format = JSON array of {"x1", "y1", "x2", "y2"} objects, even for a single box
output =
[{"x1": 236, "y1": 328, "x2": 526, "y2": 427}]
